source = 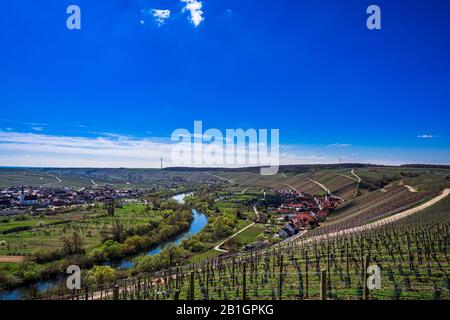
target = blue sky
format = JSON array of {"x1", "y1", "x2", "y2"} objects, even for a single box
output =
[{"x1": 0, "y1": 0, "x2": 449, "y2": 167}]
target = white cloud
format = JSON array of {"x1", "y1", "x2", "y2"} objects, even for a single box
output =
[
  {"x1": 2, "y1": 131, "x2": 446, "y2": 168},
  {"x1": 327, "y1": 143, "x2": 352, "y2": 148},
  {"x1": 0, "y1": 131, "x2": 331, "y2": 168},
  {"x1": 31, "y1": 126, "x2": 44, "y2": 132},
  {"x1": 26, "y1": 122, "x2": 48, "y2": 126},
  {"x1": 152, "y1": 9, "x2": 171, "y2": 26},
  {"x1": 417, "y1": 134, "x2": 438, "y2": 139},
  {"x1": 181, "y1": 0, "x2": 204, "y2": 27}
]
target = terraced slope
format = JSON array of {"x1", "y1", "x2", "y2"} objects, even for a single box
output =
[
  {"x1": 54, "y1": 222, "x2": 450, "y2": 301},
  {"x1": 218, "y1": 170, "x2": 358, "y2": 200},
  {"x1": 306, "y1": 185, "x2": 438, "y2": 237},
  {"x1": 392, "y1": 193, "x2": 450, "y2": 226}
]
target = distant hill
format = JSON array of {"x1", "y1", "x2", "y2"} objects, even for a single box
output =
[{"x1": 1, "y1": 164, "x2": 450, "y2": 191}]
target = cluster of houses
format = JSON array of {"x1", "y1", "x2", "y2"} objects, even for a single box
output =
[
  {"x1": 274, "y1": 191, "x2": 342, "y2": 238},
  {"x1": 0, "y1": 185, "x2": 145, "y2": 214}
]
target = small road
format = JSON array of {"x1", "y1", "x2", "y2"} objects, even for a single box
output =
[
  {"x1": 306, "y1": 178, "x2": 330, "y2": 194},
  {"x1": 90, "y1": 178, "x2": 97, "y2": 186},
  {"x1": 48, "y1": 174, "x2": 62, "y2": 183},
  {"x1": 295, "y1": 188, "x2": 450, "y2": 245},
  {"x1": 209, "y1": 174, "x2": 235, "y2": 184},
  {"x1": 253, "y1": 205, "x2": 261, "y2": 221},
  {"x1": 350, "y1": 169, "x2": 362, "y2": 198},
  {"x1": 283, "y1": 183, "x2": 301, "y2": 194},
  {"x1": 337, "y1": 173, "x2": 358, "y2": 182},
  {"x1": 41, "y1": 173, "x2": 62, "y2": 187},
  {"x1": 240, "y1": 187, "x2": 249, "y2": 194},
  {"x1": 213, "y1": 222, "x2": 255, "y2": 253},
  {"x1": 0, "y1": 256, "x2": 25, "y2": 263},
  {"x1": 404, "y1": 185, "x2": 418, "y2": 193},
  {"x1": 213, "y1": 207, "x2": 260, "y2": 253},
  {"x1": 278, "y1": 230, "x2": 308, "y2": 245},
  {"x1": 351, "y1": 169, "x2": 361, "y2": 183},
  {"x1": 281, "y1": 173, "x2": 288, "y2": 178}
]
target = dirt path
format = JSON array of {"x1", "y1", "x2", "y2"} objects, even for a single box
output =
[
  {"x1": 0, "y1": 256, "x2": 25, "y2": 263},
  {"x1": 47, "y1": 174, "x2": 62, "y2": 183},
  {"x1": 306, "y1": 178, "x2": 330, "y2": 194},
  {"x1": 350, "y1": 169, "x2": 361, "y2": 183},
  {"x1": 295, "y1": 188, "x2": 450, "y2": 245},
  {"x1": 351, "y1": 169, "x2": 362, "y2": 198},
  {"x1": 214, "y1": 208, "x2": 259, "y2": 253},
  {"x1": 278, "y1": 230, "x2": 308, "y2": 245},
  {"x1": 240, "y1": 187, "x2": 249, "y2": 194},
  {"x1": 404, "y1": 185, "x2": 418, "y2": 193},
  {"x1": 283, "y1": 183, "x2": 300, "y2": 194},
  {"x1": 281, "y1": 173, "x2": 287, "y2": 178},
  {"x1": 337, "y1": 173, "x2": 358, "y2": 182},
  {"x1": 214, "y1": 222, "x2": 256, "y2": 253},
  {"x1": 209, "y1": 174, "x2": 235, "y2": 184}
]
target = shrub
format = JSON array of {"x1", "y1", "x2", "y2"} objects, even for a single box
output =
[
  {"x1": 32, "y1": 248, "x2": 62, "y2": 264},
  {"x1": 103, "y1": 240, "x2": 125, "y2": 259},
  {"x1": 36, "y1": 221, "x2": 45, "y2": 228},
  {"x1": 87, "y1": 266, "x2": 117, "y2": 285},
  {"x1": 136, "y1": 244, "x2": 186, "y2": 272},
  {"x1": 87, "y1": 248, "x2": 108, "y2": 263},
  {"x1": 123, "y1": 235, "x2": 145, "y2": 254}
]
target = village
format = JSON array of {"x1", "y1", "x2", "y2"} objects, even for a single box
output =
[
  {"x1": 0, "y1": 185, "x2": 146, "y2": 216},
  {"x1": 267, "y1": 190, "x2": 342, "y2": 239}
]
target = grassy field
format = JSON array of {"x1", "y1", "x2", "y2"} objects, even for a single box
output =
[
  {"x1": 233, "y1": 223, "x2": 266, "y2": 245},
  {"x1": 67, "y1": 222, "x2": 450, "y2": 300},
  {"x1": 188, "y1": 248, "x2": 222, "y2": 263},
  {"x1": 0, "y1": 204, "x2": 180, "y2": 256},
  {"x1": 0, "y1": 218, "x2": 59, "y2": 233}
]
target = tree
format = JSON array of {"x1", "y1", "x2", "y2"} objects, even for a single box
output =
[
  {"x1": 87, "y1": 266, "x2": 117, "y2": 285},
  {"x1": 124, "y1": 235, "x2": 145, "y2": 254},
  {"x1": 105, "y1": 199, "x2": 115, "y2": 217},
  {"x1": 61, "y1": 231, "x2": 84, "y2": 255},
  {"x1": 111, "y1": 219, "x2": 126, "y2": 242},
  {"x1": 236, "y1": 209, "x2": 245, "y2": 219},
  {"x1": 223, "y1": 237, "x2": 242, "y2": 252}
]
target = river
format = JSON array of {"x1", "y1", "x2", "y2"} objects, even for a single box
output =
[{"x1": 0, "y1": 193, "x2": 208, "y2": 300}]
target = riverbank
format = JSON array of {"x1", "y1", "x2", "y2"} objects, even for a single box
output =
[{"x1": 0, "y1": 193, "x2": 208, "y2": 300}]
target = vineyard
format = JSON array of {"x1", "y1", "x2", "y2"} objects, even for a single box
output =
[
  {"x1": 42, "y1": 222, "x2": 450, "y2": 300},
  {"x1": 0, "y1": 204, "x2": 190, "y2": 256},
  {"x1": 2, "y1": 166, "x2": 450, "y2": 300},
  {"x1": 307, "y1": 185, "x2": 438, "y2": 237}
]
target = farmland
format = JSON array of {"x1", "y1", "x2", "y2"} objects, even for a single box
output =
[
  {"x1": 52, "y1": 222, "x2": 450, "y2": 301},
  {"x1": 1, "y1": 164, "x2": 450, "y2": 300},
  {"x1": 0, "y1": 203, "x2": 191, "y2": 256}
]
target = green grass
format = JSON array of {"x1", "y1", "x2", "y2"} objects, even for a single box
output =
[
  {"x1": 0, "y1": 204, "x2": 178, "y2": 256},
  {"x1": 234, "y1": 224, "x2": 265, "y2": 245},
  {"x1": 188, "y1": 249, "x2": 222, "y2": 263},
  {"x1": 0, "y1": 219, "x2": 59, "y2": 233}
]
